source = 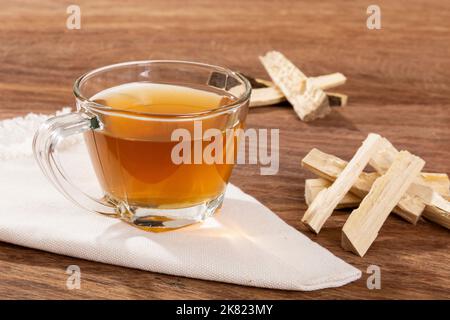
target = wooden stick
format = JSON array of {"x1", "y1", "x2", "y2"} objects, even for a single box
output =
[
  {"x1": 368, "y1": 137, "x2": 398, "y2": 173},
  {"x1": 419, "y1": 173, "x2": 450, "y2": 197},
  {"x1": 342, "y1": 151, "x2": 425, "y2": 257},
  {"x1": 244, "y1": 76, "x2": 286, "y2": 107},
  {"x1": 248, "y1": 77, "x2": 348, "y2": 107},
  {"x1": 370, "y1": 138, "x2": 450, "y2": 196},
  {"x1": 250, "y1": 86, "x2": 285, "y2": 107},
  {"x1": 370, "y1": 137, "x2": 450, "y2": 225},
  {"x1": 309, "y1": 73, "x2": 347, "y2": 90},
  {"x1": 301, "y1": 148, "x2": 378, "y2": 197},
  {"x1": 302, "y1": 133, "x2": 382, "y2": 233},
  {"x1": 407, "y1": 183, "x2": 450, "y2": 229},
  {"x1": 305, "y1": 178, "x2": 360, "y2": 209},
  {"x1": 259, "y1": 51, "x2": 330, "y2": 121},
  {"x1": 302, "y1": 148, "x2": 449, "y2": 224},
  {"x1": 408, "y1": 183, "x2": 450, "y2": 212}
]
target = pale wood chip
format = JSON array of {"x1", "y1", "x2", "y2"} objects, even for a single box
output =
[
  {"x1": 259, "y1": 51, "x2": 330, "y2": 121},
  {"x1": 342, "y1": 151, "x2": 425, "y2": 257}
]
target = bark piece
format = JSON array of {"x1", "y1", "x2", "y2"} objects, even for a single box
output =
[
  {"x1": 342, "y1": 151, "x2": 425, "y2": 257},
  {"x1": 302, "y1": 133, "x2": 382, "y2": 233},
  {"x1": 326, "y1": 92, "x2": 348, "y2": 107},
  {"x1": 259, "y1": 51, "x2": 330, "y2": 121}
]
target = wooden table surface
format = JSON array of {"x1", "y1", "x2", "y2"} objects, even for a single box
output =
[{"x1": 0, "y1": 0, "x2": 449, "y2": 299}]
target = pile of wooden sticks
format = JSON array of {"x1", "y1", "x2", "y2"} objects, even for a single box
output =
[
  {"x1": 249, "y1": 51, "x2": 347, "y2": 121},
  {"x1": 301, "y1": 133, "x2": 450, "y2": 257}
]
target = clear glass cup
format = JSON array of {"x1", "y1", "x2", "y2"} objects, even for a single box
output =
[{"x1": 33, "y1": 60, "x2": 251, "y2": 231}]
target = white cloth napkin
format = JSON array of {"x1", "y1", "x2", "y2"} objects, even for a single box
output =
[{"x1": 0, "y1": 110, "x2": 361, "y2": 291}]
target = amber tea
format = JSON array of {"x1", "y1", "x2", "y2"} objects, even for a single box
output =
[{"x1": 84, "y1": 82, "x2": 241, "y2": 209}]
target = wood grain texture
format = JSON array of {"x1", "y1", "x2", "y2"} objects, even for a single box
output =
[{"x1": 0, "y1": 0, "x2": 449, "y2": 299}]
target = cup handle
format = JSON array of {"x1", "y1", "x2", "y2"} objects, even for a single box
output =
[{"x1": 33, "y1": 111, "x2": 117, "y2": 216}]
